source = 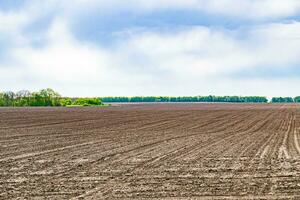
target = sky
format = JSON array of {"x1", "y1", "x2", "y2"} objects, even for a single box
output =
[{"x1": 1, "y1": 0, "x2": 300, "y2": 97}]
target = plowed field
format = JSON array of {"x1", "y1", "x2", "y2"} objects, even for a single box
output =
[{"x1": 1, "y1": 103, "x2": 300, "y2": 199}]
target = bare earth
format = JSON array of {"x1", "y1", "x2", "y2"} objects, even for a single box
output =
[{"x1": 1, "y1": 103, "x2": 300, "y2": 199}]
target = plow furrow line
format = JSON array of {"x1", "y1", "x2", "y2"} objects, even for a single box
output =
[
  {"x1": 0, "y1": 140, "x2": 101, "y2": 163},
  {"x1": 294, "y1": 128, "x2": 300, "y2": 155},
  {"x1": 278, "y1": 115, "x2": 294, "y2": 159}
]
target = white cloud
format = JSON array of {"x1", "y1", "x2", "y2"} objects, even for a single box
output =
[
  {"x1": 55, "y1": 0, "x2": 300, "y2": 20},
  {"x1": 2, "y1": 19, "x2": 300, "y2": 96},
  {"x1": 4, "y1": 0, "x2": 298, "y2": 22},
  {"x1": 0, "y1": 19, "x2": 156, "y2": 96},
  {"x1": 2, "y1": 1, "x2": 300, "y2": 96},
  {"x1": 115, "y1": 22, "x2": 300, "y2": 78},
  {"x1": 0, "y1": 0, "x2": 61, "y2": 46}
]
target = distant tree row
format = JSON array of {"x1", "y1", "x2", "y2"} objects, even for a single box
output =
[
  {"x1": 3, "y1": 89, "x2": 300, "y2": 106},
  {"x1": 0, "y1": 89, "x2": 102, "y2": 107},
  {"x1": 99, "y1": 96, "x2": 268, "y2": 103},
  {"x1": 271, "y1": 97, "x2": 300, "y2": 103}
]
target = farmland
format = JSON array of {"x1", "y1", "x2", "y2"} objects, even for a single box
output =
[{"x1": 1, "y1": 103, "x2": 300, "y2": 199}]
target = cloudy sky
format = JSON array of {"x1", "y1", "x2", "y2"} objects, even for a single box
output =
[{"x1": 1, "y1": 0, "x2": 300, "y2": 97}]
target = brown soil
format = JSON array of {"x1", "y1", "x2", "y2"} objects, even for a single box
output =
[{"x1": 1, "y1": 103, "x2": 300, "y2": 199}]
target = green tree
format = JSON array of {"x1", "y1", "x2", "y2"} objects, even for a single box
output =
[
  {"x1": 294, "y1": 96, "x2": 300, "y2": 103},
  {"x1": 38, "y1": 88, "x2": 61, "y2": 106},
  {"x1": 60, "y1": 98, "x2": 72, "y2": 106},
  {"x1": 15, "y1": 90, "x2": 31, "y2": 106},
  {"x1": 271, "y1": 97, "x2": 294, "y2": 103},
  {"x1": 2, "y1": 91, "x2": 15, "y2": 106},
  {"x1": 73, "y1": 98, "x2": 102, "y2": 106}
]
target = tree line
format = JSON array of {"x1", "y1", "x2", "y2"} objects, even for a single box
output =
[
  {"x1": 101, "y1": 96, "x2": 300, "y2": 103},
  {"x1": 271, "y1": 97, "x2": 300, "y2": 103},
  {"x1": 100, "y1": 96, "x2": 268, "y2": 103},
  {"x1": 0, "y1": 89, "x2": 102, "y2": 107},
  {"x1": 2, "y1": 88, "x2": 300, "y2": 106}
]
